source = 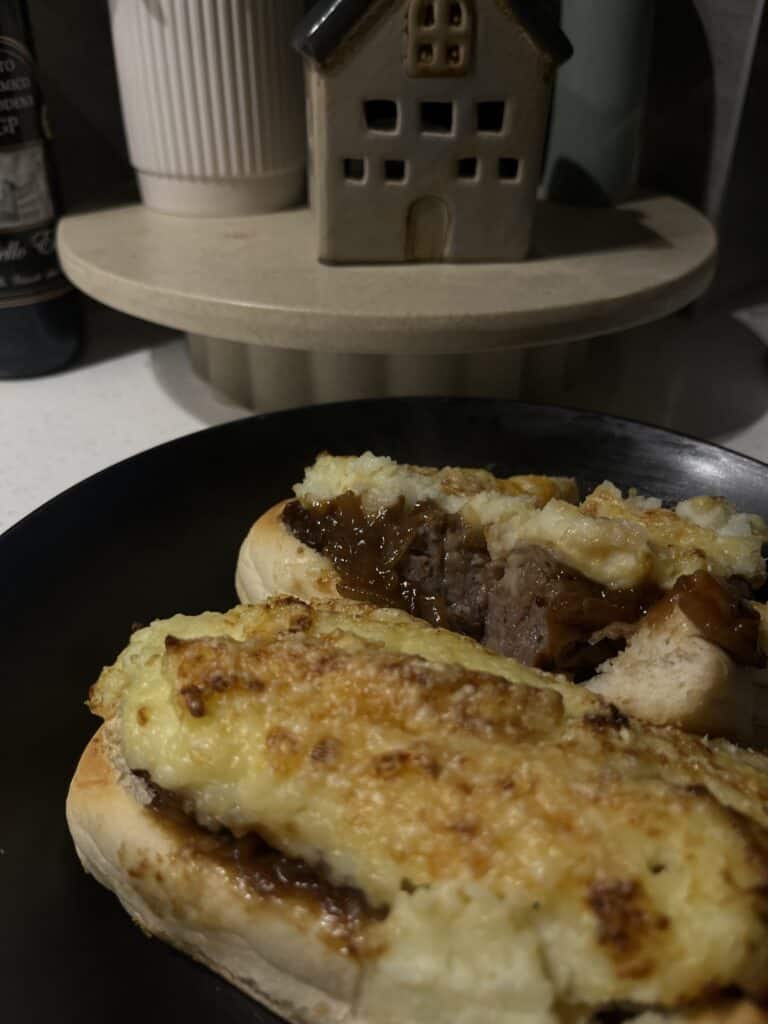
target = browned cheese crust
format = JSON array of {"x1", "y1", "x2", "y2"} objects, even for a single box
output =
[
  {"x1": 66, "y1": 727, "x2": 359, "y2": 1024},
  {"x1": 71, "y1": 598, "x2": 768, "y2": 1022},
  {"x1": 234, "y1": 478, "x2": 768, "y2": 749}
]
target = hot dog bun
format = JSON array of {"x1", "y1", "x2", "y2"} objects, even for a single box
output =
[
  {"x1": 68, "y1": 597, "x2": 768, "y2": 1022},
  {"x1": 235, "y1": 500, "x2": 339, "y2": 605},
  {"x1": 234, "y1": 454, "x2": 768, "y2": 747},
  {"x1": 66, "y1": 725, "x2": 355, "y2": 1024}
]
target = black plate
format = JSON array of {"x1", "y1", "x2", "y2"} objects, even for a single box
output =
[{"x1": 4, "y1": 397, "x2": 768, "y2": 1023}]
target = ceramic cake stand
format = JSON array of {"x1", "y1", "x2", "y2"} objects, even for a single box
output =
[{"x1": 58, "y1": 195, "x2": 716, "y2": 411}]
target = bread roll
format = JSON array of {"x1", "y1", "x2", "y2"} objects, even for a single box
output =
[
  {"x1": 68, "y1": 597, "x2": 768, "y2": 1022},
  {"x1": 235, "y1": 500, "x2": 338, "y2": 605},
  {"x1": 235, "y1": 454, "x2": 768, "y2": 747},
  {"x1": 586, "y1": 606, "x2": 766, "y2": 746},
  {"x1": 67, "y1": 726, "x2": 356, "y2": 1024}
]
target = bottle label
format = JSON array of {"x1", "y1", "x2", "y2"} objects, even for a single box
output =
[{"x1": 0, "y1": 35, "x2": 67, "y2": 305}]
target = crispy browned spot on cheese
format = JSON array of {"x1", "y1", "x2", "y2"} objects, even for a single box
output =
[
  {"x1": 168, "y1": 631, "x2": 564, "y2": 743},
  {"x1": 588, "y1": 879, "x2": 670, "y2": 979}
]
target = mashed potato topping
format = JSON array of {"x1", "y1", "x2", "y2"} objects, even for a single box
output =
[
  {"x1": 583, "y1": 483, "x2": 768, "y2": 589},
  {"x1": 91, "y1": 598, "x2": 768, "y2": 1012},
  {"x1": 294, "y1": 454, "x2": 768, "y2": 591},
  {"x1": 487, "y1": 499, "x2": 654, "y2": 589},
  {"x1": 295, "y1": 452, "x2": 578, "y2": 515}
]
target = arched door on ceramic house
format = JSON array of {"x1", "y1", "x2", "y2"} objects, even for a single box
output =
[{"x1": 405, "y1": 196, "x2": 450, "y2": 261}]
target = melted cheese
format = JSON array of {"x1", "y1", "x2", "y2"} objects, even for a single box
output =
[
  {"x1": 295, "y1": 452, "x2": 578, "y2": 516},
  {"x1": 295, "y1": 456, "x2": 768, "y2": 591},
  {"x1": 487, "y1": 499, "x2": 654, "y2": 589},
  {"x1": 91, "y1": 598, "x2": 768, "y2": 1012},
  {"x1": 583, "y1": 482, "x2": 768, "y2": 588}
]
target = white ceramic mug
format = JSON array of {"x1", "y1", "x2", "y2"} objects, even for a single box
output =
[{"x1": 108, "y1": 0, "x2": 307, "y2": 216}]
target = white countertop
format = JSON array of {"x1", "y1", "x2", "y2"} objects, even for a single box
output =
[
  {"x1": 0, "y1": 315, "x2": 250, "y2": 535},
  {"x1": 2, "y1": 299, "x2": 768, "y2": 537}
]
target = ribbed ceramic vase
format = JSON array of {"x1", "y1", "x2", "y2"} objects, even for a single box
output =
[{"x1": 108, "y1": 0, "x2": 307, "y2": 216}]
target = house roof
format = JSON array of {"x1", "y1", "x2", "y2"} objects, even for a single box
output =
[{"x1": 293, "y1": 0, "x2": 573, "y2": 68}]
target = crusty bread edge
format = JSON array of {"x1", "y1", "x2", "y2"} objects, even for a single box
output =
[
  {"x1": 65, "y1": 724, "x2": 361, "y2": 1024},
  {"x1": 235, "y1": 500, "x2": 341, "y2": 606},
  {"x1": 66, "y1": 717, "x2": 768, "y2": 1024},
  {"x1": 236, "y1": 505, "x2": 768, "y2": 754}
]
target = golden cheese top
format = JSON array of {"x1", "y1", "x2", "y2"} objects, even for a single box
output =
[
  {"x1": 294, "y1": 454, "x2": 768, "y2": 590},
  {"x1": 582, "y1": 482, "x2": 768, "y2": 588},
  {"x1": 91, "y1": 598, "x2": 768, "y2": 1011},
  {"x1": 294, "y1": 451, "x2": 579, "y2": 513}
]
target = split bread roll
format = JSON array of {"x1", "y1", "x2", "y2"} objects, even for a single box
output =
[
  {"x1": 589, "y1": 605, "x2": 768, "y2": 746},
  {"x1": 67, "y1": 597, "x2": 768, "y2": 1023},
  {"x1": 236, "y1": 498, "x2": 339, "y2": 605},
  {"x1": 235, "y1": 453, "x2": 768, "y2": 747},
  {"x1": 67, "y1": 727, "x2": 359, "y2": 1023}
]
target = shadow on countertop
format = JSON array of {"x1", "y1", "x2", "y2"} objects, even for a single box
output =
[
  {"x1": 143, "y1": 297, "x2": 768, "y2": 452},
  {"x1": 524, "y1": 297, "x2": 768, "y2": 454}
]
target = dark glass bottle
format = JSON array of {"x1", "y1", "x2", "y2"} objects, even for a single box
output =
[{"x1": 0, "y1": 0, "x2": 80, "y2": 377}]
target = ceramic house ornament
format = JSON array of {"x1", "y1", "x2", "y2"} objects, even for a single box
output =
[{"x1": 293, "y1": 0, "x2": 572, "y2": 264}]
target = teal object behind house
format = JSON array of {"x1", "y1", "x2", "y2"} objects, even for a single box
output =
[{"x1": 543, "y1": 0, "x2": 654, "y2": 205}]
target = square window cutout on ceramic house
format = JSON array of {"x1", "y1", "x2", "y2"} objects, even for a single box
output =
[
  {"x1": 385, "y1": 159, "x2": 407, "y2": 181},
  {"x1": 449, "y1": 2, "x2": 464, "y2": 25},
  {"x1": 477, "y1": 101, "x2": 505, "y2": 132},
  {"x1": 420, "y1": 101, "x2": 453, "y2": 133},
  {"x1": 343, "y1": 158, "x2": 366, "y2": 181},
  {"x1": 499, "y1": 157, "x2": 520, "y2": 180},
  {"x1": 418, "y1": 42, "x2": 435, "y2": 66},
  {"x1": 364, "y1": 100, "x2": 398, "y2": 132},
  {"x1": 407, "y1": 0, "x2": 474, "y2": 76},
  {"x1": 457, "y1": 157, "x2": 478, "y2": 179},
  {"x1": 447, "y1": 44, "x2": 463, "y2": 66}
]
